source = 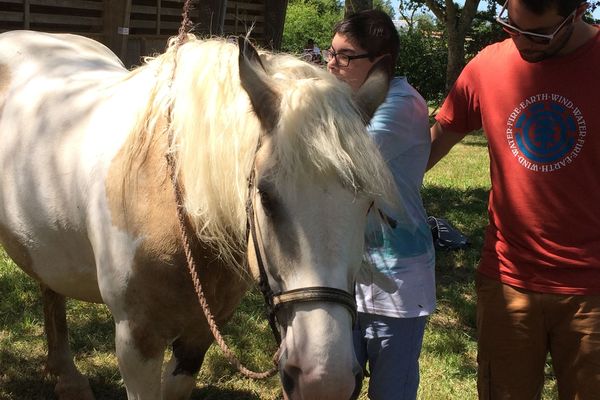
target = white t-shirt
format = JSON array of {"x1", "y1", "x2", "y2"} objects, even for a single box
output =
[{"x1": 356, "y1": 77, "x2": 436, "y2": 318}]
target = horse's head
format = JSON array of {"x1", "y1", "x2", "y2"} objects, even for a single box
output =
[{"x1": 237, "y1": 37, "x2": 395, "y2": 400}]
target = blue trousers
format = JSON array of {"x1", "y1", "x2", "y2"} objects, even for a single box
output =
[{"x1": 353, "y1": 312, "x2": 428, "y2": 400}]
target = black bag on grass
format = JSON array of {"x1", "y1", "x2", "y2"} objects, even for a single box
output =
[{"x1": 427, "y1": 216, "x2": 470, "y2": 251}]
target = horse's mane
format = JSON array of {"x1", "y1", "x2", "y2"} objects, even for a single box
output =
[{"x1": 126, "y1": 35, "x2": 397, "y2": 267}]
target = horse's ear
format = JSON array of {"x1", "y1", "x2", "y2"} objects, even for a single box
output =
[
  {"x1": 237, "y1": 36, "x2": 281, "y2": 133},
  {"x1": 354, "y1": 55, "x2": 392, "y2": 122}
]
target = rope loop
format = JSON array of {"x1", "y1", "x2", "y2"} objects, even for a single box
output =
[{"x1": 161, "y1": 0, "x2": 280, "y2": 380}]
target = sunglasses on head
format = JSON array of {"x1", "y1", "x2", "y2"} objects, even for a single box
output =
[{"x1": 495, "y1": 0, "x2": 579, "y2": 44}]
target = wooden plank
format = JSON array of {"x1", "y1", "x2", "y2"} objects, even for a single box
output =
[
  {"x1": 130, "y1": 20, "x2": 156, "y2": 30},
  {"x1": 24, "y1": 0, "x2": 30, "y2": 28},
  {"x1": 227, "y1": 2, "x2": 264, "y2": 12},
  {"x1": 130, "y1": 19, "x2": 180, "y2": 30},
  {"x1": 223, "y1": 24, "x2": 264, "y2": 34},
  {"x1": 197, "y1": 0, "x2": 226, "y2": 35},
  {"x1": 29, "y1": 0, "x2": 103, "y2": 11},
  {"x1": 225, "y1": 13, "x2": 264, "y2": 22},
  {"x1": 131, "y1": 4, "x2": 186, "y2": 17},
  {"x1": 155, "y1": 0, "x2": 160, "y2": 35},
  {"x1": 30, "y1": 13, "x2": 102, "y2": 26},
  {"x1": 103, "y1": 0, "x2": 131, "y2": 63},
  {"x1": 264, "y1": 0, "x2": 287, "y2": 49},
  {"x1": 0, "y1": 11, "x2": 23, "y2": 22}
]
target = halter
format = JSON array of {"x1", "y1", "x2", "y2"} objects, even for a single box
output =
[{"x1": 245, "y1": 168, "x2": 358, "y2": 345}]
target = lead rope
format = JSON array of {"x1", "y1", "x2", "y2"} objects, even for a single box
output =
[{"x1": 163, "y1": 0, "x2": 279, "y2": 380}]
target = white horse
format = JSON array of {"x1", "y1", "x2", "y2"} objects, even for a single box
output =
[{"x1": 0, "y1": 30, "x2": 396, "y2": 400}]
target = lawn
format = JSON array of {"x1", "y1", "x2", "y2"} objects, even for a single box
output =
[
  {"x1": 0, "y1": 133, "x2": 559, "y2": 399},
  {"x1": 418, "y1": 133, "x2": 489, "y2": 400}
]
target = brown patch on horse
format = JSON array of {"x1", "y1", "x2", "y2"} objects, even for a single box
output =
[
  {"x1": 0, "y1": 221, "x2": 39, "y2": 280},
  {"x1": 0, "y1": 63, "x2": 10, "y2": 91},
  {"x1": 41, "y1": 284, "x2": 95, "y2": 399},
  {"x1": 105, "y1": 119, "x2": 248, "y2": 360},
  {"x1": 0, "y1": 63, "x2": 12, "y2": 113}
]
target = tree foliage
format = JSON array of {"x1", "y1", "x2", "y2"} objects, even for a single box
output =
[
  {"x1": 281, "y1": 0, "x2": 343, "y2": 53},
  {"x1": 282, "y1": 0, "x2": 396, "y2": 54},
  {"x1": 373, "y1": 0, "x2": 396, "y2": 17},
  {"x1": 396, "y1": 15, "x2": 448, "y2": 105}
]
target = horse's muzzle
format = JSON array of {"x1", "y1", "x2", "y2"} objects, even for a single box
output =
[{"x1": 279, "y1": 356, "x2": 363, "y2": 400}]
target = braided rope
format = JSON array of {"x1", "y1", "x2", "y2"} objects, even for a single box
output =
[
  {"x1": 177, "y1": 0, "x2": 193, "y2": 43},
  {"x1": 166, "y1": 153, "x2": 280, "y2": 379},
  {"x1": 161, "y1": 0, "x2": 280, "y2": 379}
]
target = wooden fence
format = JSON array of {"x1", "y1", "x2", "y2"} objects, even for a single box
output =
[{"x1": 0, "y1": 0, "x2": 287, "y2": 66}]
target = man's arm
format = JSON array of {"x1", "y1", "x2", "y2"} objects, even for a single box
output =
[{"x1": 426, "y1": 121, "x2": 468, "y2": 171}]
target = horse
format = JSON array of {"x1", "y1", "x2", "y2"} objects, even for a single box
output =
[{"x1": 0, "y1": 30, "x2": 396, "y2": 400}]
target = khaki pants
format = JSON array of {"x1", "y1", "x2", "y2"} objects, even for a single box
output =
[{"x1": 476, "y1": 274, "x2": 600, "y2": 400}]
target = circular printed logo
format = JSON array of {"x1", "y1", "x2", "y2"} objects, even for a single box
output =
[
  {"x1": 514, "y1": 102, "x2": 575, "y2": 163},
  {"x1": 506, "y1": 95, "x2": 586, "y2": 172}
]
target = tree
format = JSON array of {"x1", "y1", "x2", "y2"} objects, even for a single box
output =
[
  {"x1": 396, "y1": 14, "x2": 448, "y2": 105},
  {"x1": 373, "y1": 0, "x2": 396, "y2": 17},
  {"x1": 345, "y1": 0, "x2": 373, "y2": 15},
  {"x1": 344, "y1": 0, "x2": 395, "y2": 16},
  {"x1": 396, "y1": 0, "x2": 429, "y2": 31},
  {"x1": 410, "y1": 0, "x2": 482, "y2": 91},
  {"x1": 282, "y1": 0, "x2": 343, "y2": 53}
]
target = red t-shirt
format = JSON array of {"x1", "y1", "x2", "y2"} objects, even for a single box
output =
[{"x1": 436, "y1": 29, "x2": 600, "y2": 295}]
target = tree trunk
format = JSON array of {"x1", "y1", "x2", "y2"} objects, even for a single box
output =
[
  {"x1": 445, "y1": 24, "x2": 466, "y2": 91},
  {"x1": 422, "y1": 0, "x2": 481, "y2": 91},
  {"x1": 345, "y1": 0, "x2": 373, "y2": 16}
]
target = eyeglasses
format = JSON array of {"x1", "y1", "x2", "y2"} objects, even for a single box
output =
[
  {"x1": 321, "y1": 49, "x2": 371, "y2": 67},
  {"x1": 495, "y1": 0, "x2": 578, "y2": 44}
]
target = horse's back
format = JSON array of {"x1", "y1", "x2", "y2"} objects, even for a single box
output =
[
  {"x1": 0, "y1": 30, "x2": 124, "y2": 77},
  {"x1": 0, "y1": 30, "x2": 126, "y2": 118}
]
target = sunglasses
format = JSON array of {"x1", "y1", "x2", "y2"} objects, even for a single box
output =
[{"x1": 495, "y1": 0, "x2": 578, "y2": 44}]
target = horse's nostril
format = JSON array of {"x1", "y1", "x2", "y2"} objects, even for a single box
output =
[{"x1": 350, "y1": 369, "x2": 364, "y2": 400}]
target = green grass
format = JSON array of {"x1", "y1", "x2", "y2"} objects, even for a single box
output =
[
  {"x1": 418, "y1": 133, "x2": 488, "y2": 400},
  {"x1": 0, "y1": 133, "x2": 558, "y2": 399}
]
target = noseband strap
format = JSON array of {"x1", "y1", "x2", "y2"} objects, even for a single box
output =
[{"x1": 273, "y1": 287, "x2": 357, "y2": 325}]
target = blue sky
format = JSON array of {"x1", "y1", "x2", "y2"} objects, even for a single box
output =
[{"x1": 389, "y1": 0, "x2": 600, "y2": 20}]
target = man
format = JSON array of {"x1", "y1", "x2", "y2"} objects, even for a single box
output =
[
  {"x1": 324, "y1": 10, "x2": 436, "y2": 399},
  {"x1": 429, "y1": 0, "x2": 600, "y2": 398}
]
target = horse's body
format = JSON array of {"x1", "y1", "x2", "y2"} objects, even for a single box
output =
[{"x1": 0, "y1": 30, "x2": 394, "y2": 400}]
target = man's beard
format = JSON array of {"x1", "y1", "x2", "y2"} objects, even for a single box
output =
[{"x1": 518, "y1": 26, "x2": 575, "y2": 63}]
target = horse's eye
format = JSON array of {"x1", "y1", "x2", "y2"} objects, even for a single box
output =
[{"x1": 258, "y1": 189, "x2": 275, "y2": 217}]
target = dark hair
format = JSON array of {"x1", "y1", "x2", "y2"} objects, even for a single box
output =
[
  {"x1": 520, "y1": 0, "x2": 586, "y2": 17},
  {"x1": 333, "y1": 9, "x2": 400, "y2": 68}
]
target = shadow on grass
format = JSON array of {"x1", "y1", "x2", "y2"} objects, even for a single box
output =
[
  {"x1": 0, "y1": 348, "x2": 124, "y2": 399},
  {"x1": 422, "y1": 184, "x2": 489, "y2": 348}
]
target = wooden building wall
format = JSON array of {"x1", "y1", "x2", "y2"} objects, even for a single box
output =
[{"x1": 0, "y1": 0, "x2": 288, "y2": 67}]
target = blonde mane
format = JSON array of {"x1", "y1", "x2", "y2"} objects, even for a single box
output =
[{"x1": 126, "y1": 35, "x2": 397, "y2": 266}]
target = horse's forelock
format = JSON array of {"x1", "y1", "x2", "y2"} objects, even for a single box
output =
[
  {"x1": 127, "y1": 36, "x2": 397, "y2": 267},
  {"x1": 267, "y1": 56, "x2": 398, "y2": 206}
]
